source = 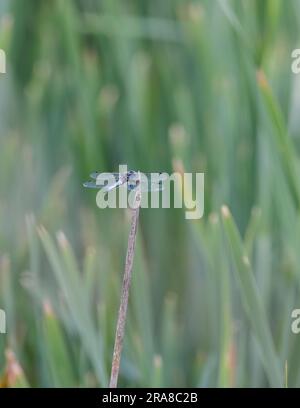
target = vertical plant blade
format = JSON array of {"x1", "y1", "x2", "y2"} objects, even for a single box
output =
[{"x1": 221, "y1": 205, "x2": 282, "y2": 387}]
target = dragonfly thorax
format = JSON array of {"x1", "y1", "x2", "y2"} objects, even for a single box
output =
[{"x1": 126, "y1": 170, "x2": 136, "y2": 181}]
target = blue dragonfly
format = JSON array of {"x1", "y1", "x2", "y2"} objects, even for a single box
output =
[{"x1": 83, "y1": 170, "x2": 167, "y2": 192}]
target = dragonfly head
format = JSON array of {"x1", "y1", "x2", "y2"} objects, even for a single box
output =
[{"x1": 127, "y1": 170, "x2": 135, "y2": 181}]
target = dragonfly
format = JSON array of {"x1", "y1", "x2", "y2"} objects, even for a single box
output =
[{"x1": 83, "y1": 170, "x2": 168, "y2": 192}]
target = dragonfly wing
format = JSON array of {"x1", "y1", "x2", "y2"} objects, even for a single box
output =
[
  {"x1": 129, "y1": 172, "x2": 169, "y2": 183},
  {"x1": 86, "y1": 172, "x2": 167, "y2": 191},
  {"x1": 138, "y1": 181, "x2": 165, "y2": 192},
  {"x1": 83, "y1": 181, "x2": 101, "y2": 189},
  {"x1": 84, "y1": 179, "x2": 163, "y2": 192},
  {"x1": 90, "y1": 172, "x2": 121, "y2": 181},
  {"x1": 145, "y1": 184, "x2": 164, "y2": 192},
  {"x1": 102, "y1": 178, "x2": 124, "y2": 192},
  {"x1": 148, "y1": 183, "x2": 164, "y2": 192},
  {"x1": 83, "y1": 178, "x2": 124, "y2": 191}
]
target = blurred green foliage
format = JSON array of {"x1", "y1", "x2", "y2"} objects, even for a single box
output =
[{"x1": 1, "y1": 0, "x2": 300, "y2": 387}]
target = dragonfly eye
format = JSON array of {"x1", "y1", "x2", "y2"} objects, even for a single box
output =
[{"x1": 127, "y1": 170, "x2": 135, "y2": 181}]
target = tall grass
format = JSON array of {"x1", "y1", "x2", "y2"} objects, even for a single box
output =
[{"x1": 1, "y1": 0, "x2": 300, "y2": 387}]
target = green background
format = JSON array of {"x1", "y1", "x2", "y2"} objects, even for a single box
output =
[{"x1": 0, "y1": 0, "x2": 300, "y2": 387}]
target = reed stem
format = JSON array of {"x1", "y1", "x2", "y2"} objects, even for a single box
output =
[{"x1": 109, "y1": 180, "x2": 141, "y2": 388}]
